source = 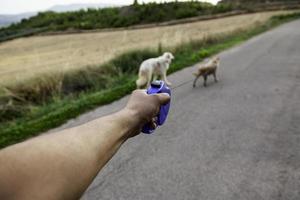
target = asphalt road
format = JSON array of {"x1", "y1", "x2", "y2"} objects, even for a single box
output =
[{"x1": 52, "y1": 20, "x2": 300, "y2": 200}]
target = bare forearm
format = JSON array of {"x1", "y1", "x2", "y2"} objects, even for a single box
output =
[
  {"x1": 0, "y1": 109, "x2": 138, "y2": 200},
  {"x1": 0, "y1": 90, "x2": 170, "y2": 200}
]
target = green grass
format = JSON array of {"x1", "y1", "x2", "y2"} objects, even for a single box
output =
[
  {"x1": 0, "y1": 76, "x2": 136, "y2": 147},
  {"x1": 0, "y1": 50, "x2": 158, "y2": 123},
  {"x1": 0, "y1": 12, "x2": 300, "y2": 148}
]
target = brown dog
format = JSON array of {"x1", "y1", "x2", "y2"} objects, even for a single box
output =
[{"x1": 193, "y1": 57, "x2": 220, "y2": 87}]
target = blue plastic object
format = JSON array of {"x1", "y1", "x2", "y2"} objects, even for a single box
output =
[{"x1": 142, "y1": 80, "x2": 171, "y2": 134}]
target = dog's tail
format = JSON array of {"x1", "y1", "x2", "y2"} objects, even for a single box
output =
[
  {"x1": 136, "y1": 71, "x2": 148, "y2": 89},
  {"x1": 136, "y1": 78, "x2": 147, "y2": 89}
]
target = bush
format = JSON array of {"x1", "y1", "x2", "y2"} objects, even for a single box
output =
[
  {"x1": 0, "y1": 49, "x2": 159, "y2": 124},
  {"x1": 198, "y1": 49, "x2": 210, "y2": 58},
  {"x1": 176, "y1": 8, "x2": 198, "y2": 19},
  {"x1": 112, "y1": 50, "x2": 158, "y2": 73}
]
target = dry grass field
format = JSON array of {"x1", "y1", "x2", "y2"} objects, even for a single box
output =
[{"x1": 0, "y1": 10, "x2": 296, "y2": 87}]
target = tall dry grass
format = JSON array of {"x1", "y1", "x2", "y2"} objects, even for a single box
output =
[
  {"x1": 0, "y1": 49, "x2": 157, "y2": 122},
  {"x1": 0, "y1": 10, "x2": 296, "y2": 87}
]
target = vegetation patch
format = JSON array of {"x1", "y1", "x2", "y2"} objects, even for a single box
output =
[
  {"x1": 1, "y1": 1, "x2": 299, "y2": 43},
  {"x1": 0, "y1": 12, "x2": 300, "y2": 148},
  {"x1": 0, "y1": 1, "x2": 234, "y2": 42}
]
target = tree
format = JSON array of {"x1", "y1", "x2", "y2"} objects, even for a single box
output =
[{"x1": 133, "y1": 0, "x2": 139, "y2": 6}]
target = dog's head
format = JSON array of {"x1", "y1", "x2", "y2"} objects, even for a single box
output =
[
  {"x1": 161, "y1": 52, "x2": 174, "y2": 65},
  {"x1": 162, "y1": 52, "x2": 175, "y2": 61},
  {"x1": 213, "y1": 56, "x2": 220, "y2": 64}
]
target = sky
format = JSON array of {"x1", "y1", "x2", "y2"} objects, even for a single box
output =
[{"x1": 0, "y1": 0, "x2": 220, "y2": 15}]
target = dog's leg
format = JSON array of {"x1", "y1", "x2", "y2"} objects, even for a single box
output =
[
  {"x1": 193, "y1": 76, "x2": 200, "y2": 88},
  {"x1": 203, "y1": 75, "x2": 207, "y2": 87},
  {"x1": 213, "y1": 70, "x2": 218, "y2": 82},
  {"x1": 152, "y1": 74, "x2": 158, "y2": 82},
  {"x1": 146, "y1": 71, "x2": 152, "y2": 88},
  {"x1": 162, "y1": 71, "x2": 172, "y2": 86}
]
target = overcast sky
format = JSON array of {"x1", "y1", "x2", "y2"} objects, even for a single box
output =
[{"x1": 1, "y1": 0, "x2": 220, "y2": 14}]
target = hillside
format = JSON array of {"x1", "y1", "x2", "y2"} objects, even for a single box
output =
[
  {"x1": 0, "y1": 10, "x2": 300, "y2": 148},
  {"x1": 0, "y1": 2, "x2": 233, "y2": 42},
  {"x1": 0, "y1": 10, "x2": 295, "y2": 87},
  {"x1": 219, "y1": 0, "x2": 300, "y2": 2},
  {"x1": 48, "y1": 3, "x2": 118, "y2": 12},
  {"x1": 1, "y1": 0, "x2": 300, "y2": 43},
  {"x1": 219, "y1": 0, "x2": 300, "y2": 4},
  {"x1": 0, "y1": 3, "x2": 119, "y2": 28}
]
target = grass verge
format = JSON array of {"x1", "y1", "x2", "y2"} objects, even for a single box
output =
[{"x1": 0, "y1": 12, "x2": 300, "y2": 148}]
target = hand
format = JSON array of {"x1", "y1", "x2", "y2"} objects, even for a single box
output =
[{"x1": 123, "y1": 89, "x2": 170, "y2": 137}]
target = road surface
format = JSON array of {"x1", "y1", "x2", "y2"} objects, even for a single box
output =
[{"x1": 52, "y1": 19, "x2": 300, "y2": 200}]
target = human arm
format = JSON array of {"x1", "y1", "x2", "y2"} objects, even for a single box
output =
[{"x1": 0, "y1": 90, "x2": 170, "y2": 200}]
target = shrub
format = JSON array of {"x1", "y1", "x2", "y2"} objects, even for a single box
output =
[
  {"x1": 112, "y1": 50, "x2": 158, "y2": 73},
  {"x1": 198, "y1": 49, "x2": 210, "y2": 58},
  {"x1": 0, "y1": 49, "x2": 159, "y2": 124}
]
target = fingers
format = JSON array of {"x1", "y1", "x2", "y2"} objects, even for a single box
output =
[
  {"x1": 135, "y1": 89, "x2": 170, "y2": 105},
  {"x1": 134, "y1": 89, "x2": 147, "y2": 94},
  {"x1": 150, "y1": 118, "x2": 157, "y2": 130},
  {"x1": 155, "y1": 93, "x2": 170, "y2": 105}
]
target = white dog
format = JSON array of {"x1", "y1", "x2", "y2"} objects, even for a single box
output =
[{"x1": 136, "y1": 52, "x2": 174, "y2": 88}]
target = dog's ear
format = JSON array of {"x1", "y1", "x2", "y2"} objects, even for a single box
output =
[{"x1": 213, "y1": 57, "x2": 219, "y2": 63}]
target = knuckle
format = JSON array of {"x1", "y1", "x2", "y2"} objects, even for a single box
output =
[{"x1": 152, "y1": 94, "x2": 160, "y2": 103}]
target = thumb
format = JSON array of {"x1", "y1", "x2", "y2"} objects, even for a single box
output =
[{"x1": 155, "y1": 93, "x2": 170, "y2": 105}]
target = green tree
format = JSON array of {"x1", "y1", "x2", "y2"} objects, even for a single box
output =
[{"x1": 133, "y1": 0, "x2": 139, "y2": 6}]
